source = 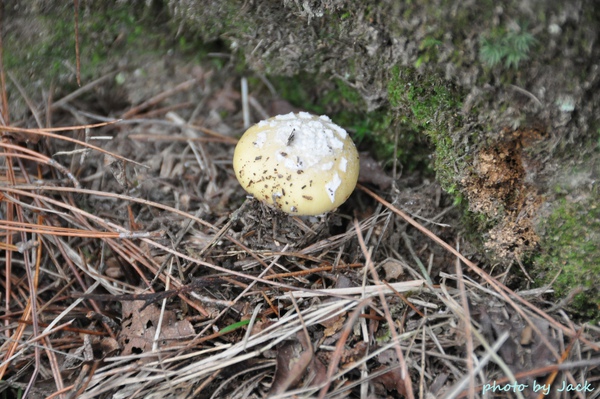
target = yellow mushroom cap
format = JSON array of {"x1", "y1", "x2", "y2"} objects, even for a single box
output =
[{"x1": 233, "y1": 112, "x2": 360, "y2": 216}]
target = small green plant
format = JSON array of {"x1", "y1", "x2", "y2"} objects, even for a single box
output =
[
  {"x1": 415, "y1": 36, "x2": 443, "y2": 68},
  {"x1": 479, "y1": 27, "x2": 536, "y2": 69}
]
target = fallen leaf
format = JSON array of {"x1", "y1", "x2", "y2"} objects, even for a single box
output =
[
  {"x1": 317, "y1": 341, "x2": 368, "y2": 370},
  {"x1": 104, "y1": 154, "x2": 128, "y2": 187},
  {"x1": 371, "y1": 364, "x2": 407, "y2": 396},
  {"x1": 381, "y1": 258, "x2": 405, "y2": 280},
  {"x1": 322, "y1": 314, "x2": 346, "y2": 337},
  {"x1": 118, "y1": 300, "x2": 194, "y2": 358},
  {"x1": 305, "y1": 353, "x2": 329, "y2": 388},
  {"x1": 268, "y1": 332, "x2": 313, "y2": 395}
]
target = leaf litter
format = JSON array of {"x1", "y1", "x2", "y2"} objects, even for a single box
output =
[{"x1": 0, "y1": 54, "x2": 598, "y2": 399}]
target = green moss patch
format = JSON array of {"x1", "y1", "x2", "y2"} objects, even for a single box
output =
[
  {"x1": 387, "y1": 65, "x2": 465, "y2": 189},
  {"x1": 534, "y1": 197, "x2": 600, "y2": 319}
]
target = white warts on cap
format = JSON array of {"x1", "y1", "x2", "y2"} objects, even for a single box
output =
[
  {"x1": 253, "y1": 131, "x2": 267, "y2": 148},
  {"x1": 339, "y1": 157, "x2": 348, "y2": 172},
  {"x1": 325, "y1": 173, "x2": 342, "y2": 203},
  {"x1": 233, "y1": 113, "x2": 360, "y2": 216}
]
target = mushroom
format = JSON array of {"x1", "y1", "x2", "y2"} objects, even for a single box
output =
[{"x1": 233, "y1": 112, "x2": 360, "y2": 216}]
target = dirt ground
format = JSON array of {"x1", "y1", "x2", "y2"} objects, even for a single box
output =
[{"x1": 1, "y1": 2, "x2": 599, "y2": 399}]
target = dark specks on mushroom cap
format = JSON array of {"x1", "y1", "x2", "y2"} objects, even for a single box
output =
[{"x1": 233, "y1": 112, "x2": 360, "y2": 216}]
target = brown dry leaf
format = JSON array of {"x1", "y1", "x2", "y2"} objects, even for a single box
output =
[
  {"x1": 527, "y1": 318, "x2": 557, "y2": 370},
  {"x1": 250, "y1": 319, "x2": 274, "y2": 336},
  {"x1": 520, "y1": 324, "x2": 533, "y2": 345},
  {"x1": 103, "y1": 153, "x2": 128, "y2": 187},
  {"x1": 322, "y1": 314, "x2": 346, "y2": 337},
  {"x1": 381, "y1": 258, "x2": 404, "y2": 280},
  {"x1": 104, "y1": 257, "x2": 125, "y2": 279},
  {"x1": 95, "y1": 336, "x2": 120, "y2": 357},
  {"x1": 371, "y1": 364, "x2": 407, "y2": 396},
  {"x1": 376, "y1": 348, "x2": 398, "y2": 365},
  {"x1": 341, "y1": 341, "x2": 368, "y2": 367},
  {"x1": 372, "y1": 349, "x2": 408, "y2": 396},
  {"x1": 268, "y1": 332, "x2": 313, "y2": 395},
  {"x1": 316, "y1": 340, "x2": 368, "y2": 371},
  {"x1": 305, "y1": 353, "x2": 329, "y2": 389},
  {"x1": 476, "y1": 302, "x2": 558, "y2": 385},
  {"x1": 320, "y1": 275, "x2": 353, "y2": 336},
  {"x1": 62, "y1": 336, "x2": 93, "y2": 371},
  {"x1": 118, "y1": 300, "x2": 194, "y2": 357}
]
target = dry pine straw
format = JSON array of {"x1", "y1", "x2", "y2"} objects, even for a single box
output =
[{"x1": 1, "y1": 77, "x2": 598, "y2": 399}]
